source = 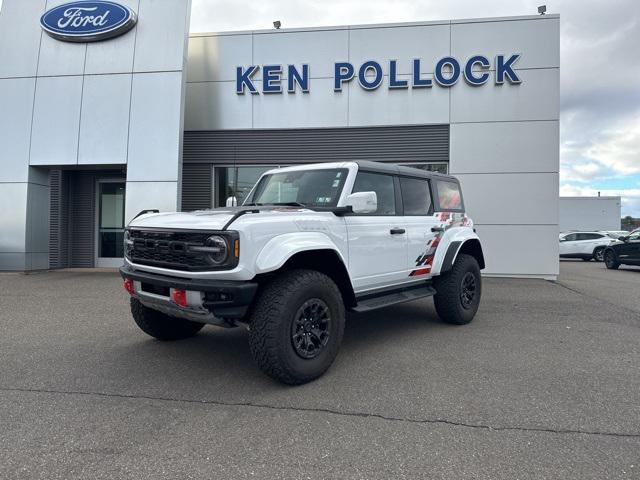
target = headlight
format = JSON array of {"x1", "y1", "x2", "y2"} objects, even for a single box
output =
[{"x1": 197, "y1": 235, "x2": 228, "y2": 265}]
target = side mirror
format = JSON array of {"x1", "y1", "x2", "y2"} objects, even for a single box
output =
[
  {"x1": 225, "y1": 196, "x2": 237, "y2": 207},
  {"x1": 345, "y1": 191, "x2": 377, "y2": 214}
]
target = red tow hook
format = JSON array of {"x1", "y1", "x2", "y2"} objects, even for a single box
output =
[
  {"x1": 123, "y1": 278, "x2": 135, "y2": 296},
  {"x1": 171, "y1": 289, "x2": 188, "y2": 307}
]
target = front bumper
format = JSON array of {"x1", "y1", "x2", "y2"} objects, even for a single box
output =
[{"x1": 119, "y1": 265, "x2": 258, "y2": 324}]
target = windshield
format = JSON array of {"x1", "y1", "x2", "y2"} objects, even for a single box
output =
[{"x1": 245, "y1": 168, "x2": 348, "y2": 208}]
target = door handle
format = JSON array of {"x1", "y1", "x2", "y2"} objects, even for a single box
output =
[
  {"x1": 431, "y1": 226, "x2": 445, "y2": 233},
  {"x1": 390, "y1": 228, "x2": 405, "y2": 235}
]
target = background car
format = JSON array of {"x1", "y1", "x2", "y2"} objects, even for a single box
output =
[
  {"x1": 604, "y1": 229, "x2": 640, "y2": 269},
  {"x1": 559, "y1": 231, "x2": 615, "y2": 262},
  {"x1": 600, "y1": 230, "x2": 631, "y2": 239}
]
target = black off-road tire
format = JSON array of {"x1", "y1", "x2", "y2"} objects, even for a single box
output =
[
  {"x1": 433, "y1": 254, "x2": 481, "y2": 325},
  {"x1": 248, "y1": 269, "x2": 345, "y2": 385},
  {"x1": 593, "y1": 247, "x2": 605, "y2": 262},
  {"x1": 604, "y1": 249, "x2": 620, "y2": 270},
  {"x1": 130, "y1": 298, "x2": 205, "y2": 340}
]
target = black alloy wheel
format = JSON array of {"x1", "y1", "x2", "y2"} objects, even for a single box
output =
[
  {"x1": 460, "y1": 272, "x2": 477, "y2": 309},
  {"x1": 291, "y1": 298, "x2": 332, "y2": 359}
]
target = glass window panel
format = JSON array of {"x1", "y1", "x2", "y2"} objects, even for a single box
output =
[
  {"x1": 214, "y1": 166, "x2": 274, "y2": 207},
  {"x1": 400, "y1": 177, "x2": 432, "y2": 215},
  {"x1": 99, "y1": 231, "x2": 124, "y2": 258},
  {"x1": 436, "y1": 180, "x2": 462, "y2": 211},
  {"x1": 99, "y1": 183, "x2": 125, "y2": 229},
  {"x1": 98, "y1": 182, "x2": 125, "y2": 258},
  {"x1": 250, "y1": 169, "x2": 348, "y2": 207},
  {"x1": 352, "y1": 172, "x2": 396, "y2": 215}
]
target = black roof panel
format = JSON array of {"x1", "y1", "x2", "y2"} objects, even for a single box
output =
[{"x1": 354, "y1": 160, "x2": 457, "y2": 182}]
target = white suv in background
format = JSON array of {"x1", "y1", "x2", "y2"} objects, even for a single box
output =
[{"x1": 559, "y1": 231, "x2": 615, "y2": 262}]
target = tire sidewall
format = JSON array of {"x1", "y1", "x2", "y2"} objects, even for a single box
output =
[
  {"x1": 274, "y1": 277, "x2": 344, "y2": 378},
  {"x1": 604, "y1": 250, "x2": 618, "y2": 269},
  {"x1": 455, "y1": 258, "x2": 482, "y2": 322}
]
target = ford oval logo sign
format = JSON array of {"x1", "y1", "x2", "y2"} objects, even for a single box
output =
[{"x1": 40, "y1": 1, "x2": 137, "y2": 43}]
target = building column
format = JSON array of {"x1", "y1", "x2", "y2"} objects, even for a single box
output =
[
  {"x1": 0, "y1": 74, "x2": 50, "y2": 271},
  {"x1": 0, "y1": 168, "x2": 50, "y2": 271}
]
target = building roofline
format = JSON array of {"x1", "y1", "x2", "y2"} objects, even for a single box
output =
[
  {"x1": 560, "y1": 196, "x2": 622, "y2": 200},
  {"x1": 189, "y1": 13, "x2": 559, "y2": 38}
]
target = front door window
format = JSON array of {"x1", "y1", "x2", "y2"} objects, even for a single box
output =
[{"x1": 98, "y1": 182, "x2": 125, "y2": 264}]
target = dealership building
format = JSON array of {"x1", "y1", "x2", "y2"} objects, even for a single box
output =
[{"x1": 0, "y1": 1, "x2": 560, "y2": 278}]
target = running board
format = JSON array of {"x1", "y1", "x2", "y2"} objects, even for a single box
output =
[{"x1": 352, "y1": 284, "x2": 436, "y2": 313}]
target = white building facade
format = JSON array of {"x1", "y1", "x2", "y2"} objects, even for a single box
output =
[
  {"x1": 0, "y1": 1, "x2": 560, "y2": 278},
  {"x1": 559, "y1": 197, "x2": 622, "y2": 232}
]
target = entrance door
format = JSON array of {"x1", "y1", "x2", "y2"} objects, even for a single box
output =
[{"x1": 96, "y1": 180, "x2": 126, "y2": 268}]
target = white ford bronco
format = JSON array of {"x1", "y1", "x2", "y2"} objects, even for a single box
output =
[{"x1": 120, "y1": 161, "x2": 485, "y2": 384}]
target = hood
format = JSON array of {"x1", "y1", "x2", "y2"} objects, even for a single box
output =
[{"x1": 128, "y1": 206, "x2": 315, "y2": 231}]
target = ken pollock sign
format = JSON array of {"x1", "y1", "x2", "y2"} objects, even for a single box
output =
[
  {"x1": 236, "y1": 55, "x2": 521, "y2": 94},
  {"x1": 40, "y1": 1, "x2": 137, "y2": 43}
]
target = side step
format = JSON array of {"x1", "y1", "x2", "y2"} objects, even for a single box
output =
[{"x1": 352, "y1": 284, "x2": 436, "y2": 313}]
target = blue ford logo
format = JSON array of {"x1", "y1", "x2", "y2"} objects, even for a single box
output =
[{"x1": 40, "y1": 1, "x2": 137, "y2": 43}]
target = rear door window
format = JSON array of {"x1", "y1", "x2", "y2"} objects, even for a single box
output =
[
  {"x1": 400, "y1": 177, "x2": 432, "y2": 215},
  {"x1": 435, "y1": 180, "x2": 463, "y2": 211}
]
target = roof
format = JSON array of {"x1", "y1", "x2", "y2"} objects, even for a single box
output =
[
  {"x1": 354, "y1": 161, "x2": 456, "y2": 182},
  {"x1": 263, "y1": 161, "x2": 458, "y2": 182},
  {"x1": 189, "y1": 14, "x2": 559, "y2": 37}
]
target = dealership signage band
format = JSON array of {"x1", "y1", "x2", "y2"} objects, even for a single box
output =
[
  {"x1": 40, "y1": 1, "x2": 137, "y2": 42},
  {"x1": 236, "y1": 55, "x2": 522, "y2": 94}
]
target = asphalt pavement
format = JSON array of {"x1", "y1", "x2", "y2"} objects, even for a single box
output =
[{"x1": 0, "y1": 261, "x2": 638, "y2": 479}]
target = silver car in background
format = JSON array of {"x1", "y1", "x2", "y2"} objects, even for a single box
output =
[{"x1": 559, "y1": 231, "x2": 616, "y2": 262}]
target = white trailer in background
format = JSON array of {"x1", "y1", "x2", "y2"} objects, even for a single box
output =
[{"x1": 559, "y1": 196, "x2": 621, "y2": 232}]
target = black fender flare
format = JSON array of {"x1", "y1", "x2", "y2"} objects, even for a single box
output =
[{"x1": 440, "y1": 239, "x2": 485, "y2": 273}]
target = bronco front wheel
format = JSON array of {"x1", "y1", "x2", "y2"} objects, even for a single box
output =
[
  {"x1": 248, "y1": 269, "x2": 345, "y2": 385},
  {"x1": 130, "y1": 298, "x2": 205, "y2": 340}
]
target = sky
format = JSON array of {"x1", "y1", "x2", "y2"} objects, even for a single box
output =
[{"x1": 189, "y1": 0, "x2": 640, "y2": 217}]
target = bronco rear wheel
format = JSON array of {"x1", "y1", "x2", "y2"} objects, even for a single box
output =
[
  {"x1": 248, "y1": 269, "x2": 345, "y2": 385},
  {"x1": 433, "y1": 254, "x2": 481, "y2": 325}
]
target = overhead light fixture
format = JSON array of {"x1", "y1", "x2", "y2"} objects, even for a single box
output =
[
  {"x1": 538, "y1": 5, "x2": 547, "y2": 15},
  {"x1": 273, "y1": 20, "x2": 281, "y2": 29}
]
